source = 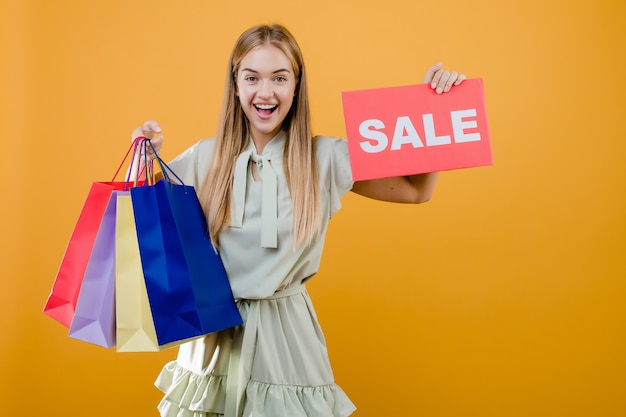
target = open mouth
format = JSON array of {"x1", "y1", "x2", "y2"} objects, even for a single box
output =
[{"x1": 254, "y1": 104, "x2": 277, "y2": 116}]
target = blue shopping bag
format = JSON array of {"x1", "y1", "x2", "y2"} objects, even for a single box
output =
[{"x1": 130, "y1": 140, "x2": 242, "y2": 346}]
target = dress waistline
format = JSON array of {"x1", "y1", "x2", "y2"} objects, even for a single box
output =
[
  {"x1": 226, "y1": 284, "x2": 306, "y2": 417},
  {"x1": 236, "y1": 284, "x2": 306, "y2": 303},
  {"x1": 265, "y1": 284, "x2": 306, "y2": 300}
]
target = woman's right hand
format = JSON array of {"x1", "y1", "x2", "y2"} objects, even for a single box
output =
[{"x1": 132, "y1": 120, "x2": 163, "y2": 159}]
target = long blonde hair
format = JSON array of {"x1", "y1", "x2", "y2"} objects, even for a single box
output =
[{"x1": 199, "y1": 24, "x2": 320, "y2": 248}]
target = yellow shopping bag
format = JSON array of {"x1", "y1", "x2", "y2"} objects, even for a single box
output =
[{"x1": 114, "y1": 192, "x2": 160, "y2": 352}]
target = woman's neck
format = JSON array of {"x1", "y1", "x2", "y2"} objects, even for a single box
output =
[{"x1": 251, "y1": 129, "x2": 283, "y2": 155}]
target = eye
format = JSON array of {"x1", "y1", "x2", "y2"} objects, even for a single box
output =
[
  {"x1": 274, "y1": 75, "x2": 288, "y2": 82},
  {"x1": 244, "y1": 75, "x2": 257, "y2": 82}
]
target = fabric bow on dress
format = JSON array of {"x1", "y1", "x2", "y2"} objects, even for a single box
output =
[{"x1": 231, "y1": 145, "x2": 279, "y2": 249}]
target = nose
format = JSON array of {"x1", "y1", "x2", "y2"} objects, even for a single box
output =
[{"x1": 258, "y1": 80, "x2": 273, "y2": 98}]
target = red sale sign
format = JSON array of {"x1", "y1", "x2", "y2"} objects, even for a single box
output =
[{"x1": 341, "y1": 78, "x2": 492, "y2": 181}]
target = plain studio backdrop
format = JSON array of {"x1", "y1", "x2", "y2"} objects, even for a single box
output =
[{"x1": 1, "y1": 1, "x2": 624, "y2": 416}]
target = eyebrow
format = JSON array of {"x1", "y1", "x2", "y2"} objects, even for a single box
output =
[{"x1": 240, "y1": 68, "x2": 291, "y2": 74}]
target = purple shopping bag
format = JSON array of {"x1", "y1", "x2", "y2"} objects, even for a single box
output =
[{"x1": 67, "y1": 190, "x2": 119, "y2": 348}]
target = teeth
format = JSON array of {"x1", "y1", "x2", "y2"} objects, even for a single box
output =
[{"x1": 255, "y1": 104, "x2": 276, "y2": 110}]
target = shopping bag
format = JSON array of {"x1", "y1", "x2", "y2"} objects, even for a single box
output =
[
  {"x1": 130, "y1": 141, "x2": 242, "y2": 346},
  {"x1": 43, "y1": 139, "x2": 145, "y2": 328},
  {"x1": 114, "y1": 191, "x2": 161, "y2": 352},
  {"x1": 153, "y1": 179, "x2": 243, "y2": 333},
  {"x1": 67, "y1": 190, "x2": 118, "y2": 348}
]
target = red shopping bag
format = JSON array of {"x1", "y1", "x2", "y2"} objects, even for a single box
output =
[{"x1": 43, "y1": 139, "x2": 146, "y2": 328}]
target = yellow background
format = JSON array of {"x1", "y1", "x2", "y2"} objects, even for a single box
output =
[{"x1": 2, "y1": 1, "x2": 625, "y2": 416}]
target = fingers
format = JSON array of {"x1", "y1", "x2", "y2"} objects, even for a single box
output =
[
  {"x1": 441, "y1": 71, "x2": 458, "y2": 93},
  {"x1": 150, "y1": 134, "x2": 164, "y2": 149},
  {"x1": 131, "y1": 120, "x2": 163, "y2": 161},
  {"x1": 423, "y1": 62, "x2": 443, "y2": 84},
  {"x1": 453, "y1": 73, "x2": 466, "y2": 86},
  {"x1": 427, "y1": 64, "x2": 466, "y2": 94},
  {"x1": 146, "y1": 135, "x2": 164, "y2": 160},
  {"x1": 132, "y1": 120, "x2": 162, "y2": 141}
]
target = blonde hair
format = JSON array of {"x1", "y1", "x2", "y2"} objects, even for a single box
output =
[{"x1": 199, "y1": 24, "x2": 320, "y2": 248}]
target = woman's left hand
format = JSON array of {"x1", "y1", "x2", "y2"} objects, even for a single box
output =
[{"x1": 424, "y1": 62, "x2": 466, "y2": 94}]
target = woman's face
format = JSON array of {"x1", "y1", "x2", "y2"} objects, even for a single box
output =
[{"x1": 236, "y1": 43, "x2": 297, "y2": 147}]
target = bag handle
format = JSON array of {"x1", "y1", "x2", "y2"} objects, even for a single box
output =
[
  {"x1": 111, "y1": 136, "x2": 145, "y2": 183},
  {"x1": 116, "y1": 137, "x2": 156, "y2": 190},
  {"x1": 137, "y1": 139, "x2": 155, "y2": 186},
  {"x1": 143, "y1": 139, "x2": 186, "y2": 187}
]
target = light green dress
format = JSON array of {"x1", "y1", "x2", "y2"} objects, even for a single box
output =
[{"x1": 155, "y1": 131, "x2": 356, "y2": 417}]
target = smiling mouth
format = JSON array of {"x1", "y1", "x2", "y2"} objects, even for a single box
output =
[{"x1": 254, "y1": 104, "x2": 277, "y2": 116}]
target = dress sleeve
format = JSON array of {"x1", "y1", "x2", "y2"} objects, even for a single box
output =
[
  {"x1": 315, "y1": 136, "x2": 354, "y2": 218},
  {"x1": 165, "y1": 139, "x2": 214, "y2": 189}
]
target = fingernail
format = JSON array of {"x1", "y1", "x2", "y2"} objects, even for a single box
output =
[{"x1": 436, "y1": 87, "x2": 443, "y2": 94}]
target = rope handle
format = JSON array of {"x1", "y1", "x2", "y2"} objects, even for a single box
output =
[
  {"x1": 144, "y1": 139, "x2": 186, "y2": 187},
  {"x1": 108, "y1": 136, "x2": 155, "y2": 191},
  {"x1": 115, "y1": 135, "x2": 185, "y2": 190},
  {"x1": 111, "y1": 136, "x2": 146, "y2": 183},
  {"x1": 137, "y1": 138, "x2": 155, "y2": 186}
]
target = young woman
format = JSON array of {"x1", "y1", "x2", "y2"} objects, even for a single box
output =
[{"x1": 134, "y1": 24, "x2": 465, "y2": 417}]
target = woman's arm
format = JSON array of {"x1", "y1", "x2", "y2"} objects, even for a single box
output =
[
  {"x1": 351, "y1": 172, "x2": 439, "y2": 203},
  {"x1": 350, "y1": 63, "x2": 465, "y2": 204}
]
